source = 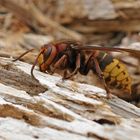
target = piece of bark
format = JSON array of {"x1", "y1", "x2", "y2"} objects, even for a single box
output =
[{"x1": 0, "y1": 57, "x2": 140, "y2": 140}]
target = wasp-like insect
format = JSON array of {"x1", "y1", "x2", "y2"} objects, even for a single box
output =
[{"x1": 13, "y1": 40, "x2": 140, "y2": 98}]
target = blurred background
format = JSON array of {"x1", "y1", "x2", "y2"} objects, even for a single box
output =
[{"x1": 0, "y1": 0, "x2": 140, "y2": 105}]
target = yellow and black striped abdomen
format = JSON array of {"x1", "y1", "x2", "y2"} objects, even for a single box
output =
[
  {"x1": 103, "y1": 58, "x2": 131, "y2": 93},
  {"x1": 96, "y1": 51, "x2": 131, "y2": 94}
]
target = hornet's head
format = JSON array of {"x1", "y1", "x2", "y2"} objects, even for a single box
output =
[{"x1": 37, "y1": 44, "x2": 57, "y2": 72}]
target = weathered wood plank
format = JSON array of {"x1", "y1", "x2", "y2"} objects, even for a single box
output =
[{"x1": 0, "y1": 57, "x2": 140, "y2": 140}]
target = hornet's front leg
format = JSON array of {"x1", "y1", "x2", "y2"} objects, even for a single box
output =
[
  {"x1": 62, "y1": 53, "x2": 81, "y2": 80},
  {"x1": 51, "y1": 54, "x2": 68, "y2": 74}
]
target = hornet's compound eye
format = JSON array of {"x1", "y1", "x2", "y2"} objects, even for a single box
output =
[
  {"x1": 43, "y1": 46, "x2": 52, "y2": 61},
  {"x1": 37, "y1": 46, "x2": 52, "y2": 65}
]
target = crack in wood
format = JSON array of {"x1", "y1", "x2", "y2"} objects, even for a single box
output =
[{"x1": 0, "y1": 60, "x2": 47, "y2": 95}]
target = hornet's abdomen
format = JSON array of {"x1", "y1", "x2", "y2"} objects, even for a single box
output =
[{"x1": 98, "y1": 52, "x2": 131, "y2": 93}]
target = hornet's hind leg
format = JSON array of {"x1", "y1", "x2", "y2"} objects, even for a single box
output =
[
  {"x1": 83, "y1": 54, "x2": 112, "y2": 99},
  {"x1": 92, "y1": 57, "x2": 112, "y2": 98}
]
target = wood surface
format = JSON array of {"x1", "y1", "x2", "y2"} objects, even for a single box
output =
[{"x1": 0, "y1": 57, "x2": 139, "y2": 140}]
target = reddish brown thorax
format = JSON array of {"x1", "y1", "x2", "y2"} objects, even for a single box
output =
[{"x1": 55, "y1": 43, "x2": 68, "y2": 52}]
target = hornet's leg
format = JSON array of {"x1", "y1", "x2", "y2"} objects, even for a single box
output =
[
  {"x1": 63, "y1": 53, "x2": 81, "y2": 80},
  {"x1": 92, "y1": 57, "x2": 111, "y2": 98},
  {"x1": 51, "y1": 55, "x2": 68, "y2": 74}
]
